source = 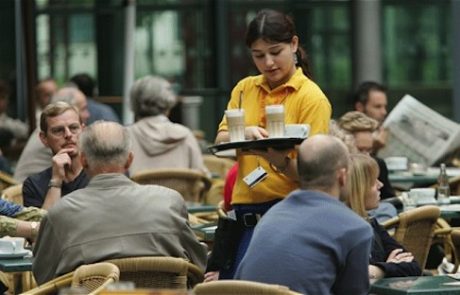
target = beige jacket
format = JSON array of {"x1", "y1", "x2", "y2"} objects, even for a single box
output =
[
  {"x1": 127, "y1": 115, "x2": 207, "y2": 175},
  {"x1": 32, "y1": 173, "x2": 207, "y2": 284}
]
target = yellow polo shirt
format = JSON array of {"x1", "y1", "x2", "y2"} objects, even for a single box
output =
[{"x1": 218, "y1": 68, "x2": 332, "y2": 204}]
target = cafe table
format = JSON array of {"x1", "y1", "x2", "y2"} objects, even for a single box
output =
[
  {"x1": 0, "y1": 256, "x2": 34, "y2": 293},
  {"x1": 389, "y1": 167, "x2": 460, "y2": 190},
  {"x1": 370, "y1": 275, "x2": 460, "y2": 294},
  {"x1": 192, "y1": 223, "x2": 216, "y2": 242}
]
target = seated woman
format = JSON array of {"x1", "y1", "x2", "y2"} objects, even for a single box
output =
[
  {"x1": 347, "y1": 153, "x2": 422, "y2": 279},
  {"x1": 127, "y1": 76, "x2": 207, "y2": 176}
]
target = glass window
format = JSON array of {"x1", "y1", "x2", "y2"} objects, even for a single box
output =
[
  {"x1": 135, "y1": 1, "x2": 215, "y2": 91},
  {"x1": 36, "y1": 6, "x2": 96, "y2": 83},
  {"x1": 383, "y1": 1, "x2": 452, "y2": 86}
]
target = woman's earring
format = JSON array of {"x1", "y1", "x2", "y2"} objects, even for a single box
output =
[{"x1": 293, "y1": 53, "x2": 298, "y2": 65}]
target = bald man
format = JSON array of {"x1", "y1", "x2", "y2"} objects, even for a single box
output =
[{"x1": 235, "y1": 135, "x2": 373, "y2": 295}]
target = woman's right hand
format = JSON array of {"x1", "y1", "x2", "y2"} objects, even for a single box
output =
[
  {"x1": 244, "y1": 126, "x2": 268, "y2": 140},
  {"x1": 386, "y1": 248, "x2": 414, "y2": 263}
]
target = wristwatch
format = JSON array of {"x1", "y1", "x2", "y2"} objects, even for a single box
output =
[
  {"x1": 30, "y1": 221, "x2": 39, "y2": 238},
  {"x1": 48, "y1": 179, "x2": 62, "y2": 188}
]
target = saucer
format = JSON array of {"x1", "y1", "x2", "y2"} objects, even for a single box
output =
[{"x1": 0, "y1": 249, "x2": 31, "y2": 259}]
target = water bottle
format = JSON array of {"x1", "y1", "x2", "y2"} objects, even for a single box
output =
[{"x1": 437, "y1": 163, "x2": 450, "y2": 205}]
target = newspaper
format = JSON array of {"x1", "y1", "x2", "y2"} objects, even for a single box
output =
[{"x1": 378, "y1": 94, "x2": 460, "y2": 166}]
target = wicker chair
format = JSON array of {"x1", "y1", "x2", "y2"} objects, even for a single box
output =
[
  {"x1": 193, "y1": 280, "x2": 302, "y2": 295},
  {"x1": 1, "y1": 183, "x2": 23, "y2": 205},
  {"x1": 131, "y1": 168, "x2": 212, "y2": 203},
  {"x1": 450, "y1": 229, "x2": 460, "y2": 273},
  {"x1": 0, "y1": 171, "x2": 18, "y2": 191},
  {"x1": 382, "y1": 205, "x2": 440, "y2": 270},
  {"x1": 105, "y1": 256, "x2": 204, "y2": 289},
  {"x1": 72, "y1": 262, "x2": 120, "y2": 295},
  {"x1": 203, "y1": 155, "x2": 235, "y2": 179},
  {"x1": 21, "y1": 262, "x2": 120, "y2": 295},
  {"x1": 204, "y1": 179, "x2": 224, "y2": 206}
]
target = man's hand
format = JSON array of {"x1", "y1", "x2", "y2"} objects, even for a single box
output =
[{"x1": 51, "y1": 148, "x2": 74, "y2": 182}]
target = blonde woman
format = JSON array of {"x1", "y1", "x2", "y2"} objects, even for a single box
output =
[{"x1": 348, "y1": 154, "x2": 421, "y2": 279}]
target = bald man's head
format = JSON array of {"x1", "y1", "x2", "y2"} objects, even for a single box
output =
[
  {"x1": 297, "y1": 134, "x2": 350, "y2": 194},
  {"x1": 52, "y1": 87, "x2": 90, "y2": 124},
  {"x1": 79, "y1": 121, "x2": 132, "y2": 174}
]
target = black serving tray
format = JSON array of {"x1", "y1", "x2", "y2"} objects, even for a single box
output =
[{"x1": 208, "y1": 137, "x2": 306, "y2": 155}]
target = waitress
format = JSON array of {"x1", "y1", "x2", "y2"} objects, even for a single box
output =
[{"x1": 214, "y1": 9, "x2": 331, "y2": 278}]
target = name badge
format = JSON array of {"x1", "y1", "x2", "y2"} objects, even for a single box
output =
[{"x1": 243, "y1": 166, "x2": 268, "y2": 188}]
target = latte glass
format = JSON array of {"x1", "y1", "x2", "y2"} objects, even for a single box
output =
[
  {"x1": 225, "y1": 109, "x2": 245, "y2": 142},
  {"x1": 266, "y1": 105, "x2": 285, "y2": 138}
]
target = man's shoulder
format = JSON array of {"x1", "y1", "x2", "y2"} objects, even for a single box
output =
[
  {"x1": 24, "y1": 167, "x2": 52, "y2": 185},
  {"x1": 88, "y1": 99, "x2": 119, "y2": 122}
]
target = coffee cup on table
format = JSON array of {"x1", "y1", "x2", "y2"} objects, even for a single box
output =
[
  {"x1": 225, "y1": 109, "x2": 245, "y2": 142},
  {"x1": 0, "y1": 240, "x2": 16, "y2": 254},
  {"x1": 266, "y1": 105, "x2": 285, "y2": 138}
]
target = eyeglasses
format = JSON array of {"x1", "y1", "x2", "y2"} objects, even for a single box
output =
[{"x1": 49, "y1": 124, "x2": 81, "y2": 137}]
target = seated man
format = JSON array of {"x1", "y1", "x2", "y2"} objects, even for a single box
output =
[
  {"x1": 22, "y1": 100, "x2": 90, "y2": 209},
  {"x1": 14, "y1": 87, "x2": 90, "y2": 183},
  {"x1": 352, "y1": 81, "x2": 389, "y2": 151},
  {"x1": 234, "y1": 135, "x2": 373, "y2": 295},
  {"x1": 338, "y1": 111, "x2": 395, "y2": 198},
  {"x1": 34, "y1": 78, "x2": 58, "y2": 124},
  {"x1": 70, "y1": 73, "x2": 120, "y2": 124},
  {"x1": 338, "y1": 111, "x2": 397, "y2": 222},
  {"x1": 0, "y1": 80, "x2": 28, "y2": 141},
  {"x1": 32, "y1": 121, "x2": 207, "y2": 284}
]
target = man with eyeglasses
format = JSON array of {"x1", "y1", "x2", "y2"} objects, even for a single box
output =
[
  {"x1": 15, "y1": 86, "x2": 90, "y2": 182},
  {"x1": 22, "y1": 100, "x2": 90, "y2": 209}
]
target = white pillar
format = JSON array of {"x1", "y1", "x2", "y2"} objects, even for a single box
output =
[
  {"x1": 181, "y1": 96, "x2": 203, "y2": 130},
  {"x1": 122, "y1": 0, "x2": 136, "y2": 125},
  {"x1": 352, "y1": 0, "x2": 382, "y2": 86}
]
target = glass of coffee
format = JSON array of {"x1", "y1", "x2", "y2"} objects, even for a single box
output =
[
  {"x1": 225, "y1": 109, "x2": 245, "y2": 142},
  {"x1": 265, "y1": 105, "x2": 285, "y2": 138}
]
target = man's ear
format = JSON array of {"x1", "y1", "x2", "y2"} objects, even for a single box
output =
[
  {"x1": 124, "y1": 152, "x2": 134, "y2": 170},
  {"x1": 80, "y1": 152, "x2": 89, "y2": 169},
  {"x1": 355, "y1": 102, "x2": 364, "y2": 112},
  {"x1": 337, "y1": 168, "x2": 348, "y2": 187},
  {"x1": 39, "y1": 131, "x2": 49, "y2": 148}
]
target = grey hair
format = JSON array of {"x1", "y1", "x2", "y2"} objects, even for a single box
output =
[
  {"x1": 130, "y1": 75, "x2": 176, "y2": 118},
  {"x1": 78, "y1": 121, "x2": 132, "y2": 169},
  {"x1": 50, "y1": 85, "x2": 81, "y2": 106}
]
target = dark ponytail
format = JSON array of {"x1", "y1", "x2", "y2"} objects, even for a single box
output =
[{"x1": 245, "y1": 9, "x2": 313, "y2": 80}]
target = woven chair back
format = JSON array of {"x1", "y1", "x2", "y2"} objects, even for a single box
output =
[
  {"x1": 203, "y1": 155, "x2": 235, "y2": 179},
  {"x1": 1, "y1": 183, "x2": 23, "y2": 205},
  {"x1": 71, "y1": 262, "x2": 120, "y2": 294},
  {"x1": 105, "y1": 256, "x2": 203, "y2": 290},
  {"x1": 451, "y1": 229, "x2": 460, "y2": 273},
  {"x1": 385, "y1": 205, "x2": 440, "y2": 269},
  {"x1": 193, "y1": 280, "x2": 302, "y2": 295},
  {"x1": 0, "y1": 171, "x2": 18, "y2": 191},
  {"x1": 131, "y1": 168, "x2": 211, "y2": 203}
]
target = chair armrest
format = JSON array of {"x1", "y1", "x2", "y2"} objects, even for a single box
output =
[
  {"x1": 21, "y1": 272, "x2": 73, "y2": 295},
  {"x1": 381, "y1": 216, "x2": 399, "y2": 229}
]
